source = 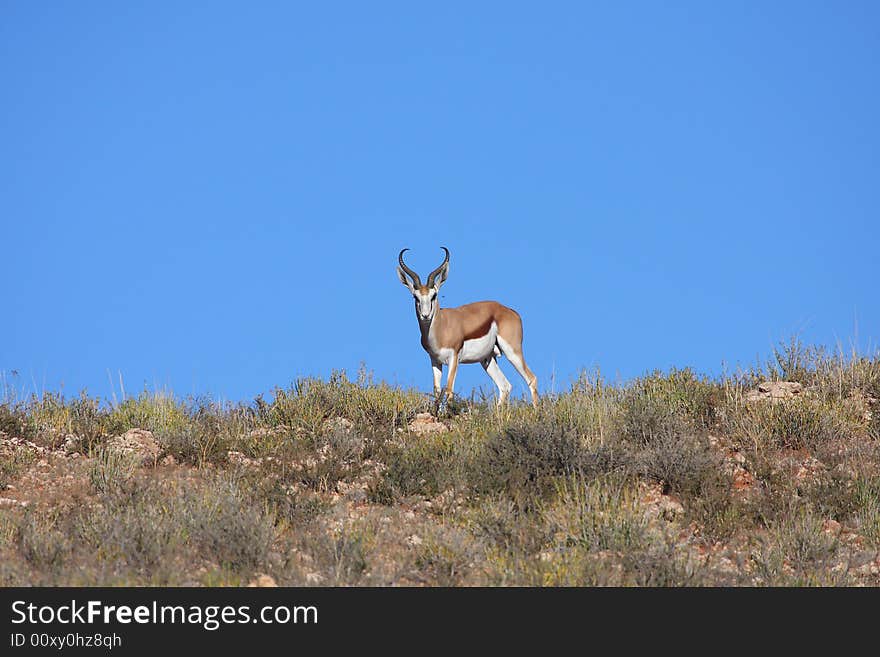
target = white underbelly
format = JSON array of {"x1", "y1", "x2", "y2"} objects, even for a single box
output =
[{"x1": 458, "y1": 322, "x2": 498, "y2": 364}]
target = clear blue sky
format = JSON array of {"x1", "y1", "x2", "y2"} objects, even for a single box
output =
[{"x1": 2, "y1": 2, "x2": 878, "y2": 403}]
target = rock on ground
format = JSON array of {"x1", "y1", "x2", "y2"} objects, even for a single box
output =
[
  {"x1": 106, "y1": 428, "x2": 161, "y2": 466},
  {"x1": 408, "y1": 413, "x2": 449, "y2": 436},
  {"x1": 639, "y1": 482, "x2": 685, "y2": 521},
  {"x1": 323, "y1": 417, "x2": 354, "y2": 434},
  {"x1": 247, "y1": 574, "x2": 278, "y2": 587},
  {"x1": 745, "y1": 381, "x2": 803, "y2": 403}
]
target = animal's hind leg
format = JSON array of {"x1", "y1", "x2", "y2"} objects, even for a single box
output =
[
  {"x1": 496, "y1": 336, "x2": 538, "y2": 408},
  {"x1": 481, "y1": 356, "x2": 512, "y2": 406}
]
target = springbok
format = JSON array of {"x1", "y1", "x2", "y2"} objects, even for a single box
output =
[{"x1": 396, "y1": 247, "x2": 538, "y2": 408}]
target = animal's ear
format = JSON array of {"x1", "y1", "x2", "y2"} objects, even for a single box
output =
[
  {"x1": 432, "y1": 262, "x2": 449, "y2": 290},
  {"x1": 397, "y1": 266, "x2": 415, "y2": 292}
]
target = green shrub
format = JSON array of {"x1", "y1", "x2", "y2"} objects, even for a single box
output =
[
  {"x1": 853, "y1": 478, "x2": 880, "y2": 548},
  {"x1": 370, "y1": 434, "x2": 455, "y2": 503},
  {"x1": 186, "y1": 478, "x2": 276, "y2": 572},
  {"x1": 262, "y1": 371, "x2": 427, "y2": 435},
  {"x1": 616, "y1": 369, "x2": 720, "y2": 440},
  {"x1": 25, "y1": 392, "x2": 71, "y2": 445},
  {"x1": 733, "y1": 396, "x2": 862, "y2": 452},
  {"x1": 469, "y1": 496, "x2": 548, "y2": 555},
  {"x1": 544, "y1": 474, "x2": 648, "y2": 552},
  {"x1": 158, "y1": 403, "x2": 234, "y2": 466},
  {"x1": 751, "y1": 509, "x2": 844, "y2": 585},
  {"x1": 0, "y1": 450, "x2": 36, "y2": 489},
  {"x1": 106, "y1": 391, "x2": 190, "y2": 436},
  {"x1": 0, "y1": 402, "x2": 26, "y2": 437},
  {"x1": 413, "y1": 528, "x2": 478, "y2": 586},
  {"x1": 618, "y1": 539, "x2": 709, "y2": 587},
  {"x1": 806, "y1": 474, "x2": 880, "y2": 548},
  {"x1": 632, "y1": 431, "x2": 722, "y2": 497},
  {"x1": 82, "y1": 480, "x2": 188, "y2": 577},
  {"x1": 82, "y1": 474, "x2": 275, "y2": 577},
  {"x1": 474, "y1": 417, "x2": 585, "y2": 501},
  {"x1": 298, "y1": 529, "x2": 370, "y2": 585},
  {"x1": 16, "y1": 510, "x2": 72, "y2": 572},
  {"x1": 66, "y1": 393, "x2": 108, "y2": 452},
  {"x1": 88, "y1": 448, "x2": 138, "y2": 494}
]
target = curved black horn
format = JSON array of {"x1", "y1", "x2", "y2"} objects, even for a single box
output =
[
  {"x1": 398, "y1": 248, "x2": 422, "y2": 287},
  {"x1": 427, "y1": 247, "x2": 450, "y2": 288}
]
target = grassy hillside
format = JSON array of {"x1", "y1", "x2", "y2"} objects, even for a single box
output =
[{"x1": 1, "y1": 341, "x2": 879, "y2": 586}]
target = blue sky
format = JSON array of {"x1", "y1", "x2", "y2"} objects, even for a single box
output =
[{"x1": 2, "y1": 2, "x2": 878, "y2": 403}]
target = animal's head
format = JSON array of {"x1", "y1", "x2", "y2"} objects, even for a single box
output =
[{"x1": 396, "y1": 247, "x2": 449, "y2": 321}]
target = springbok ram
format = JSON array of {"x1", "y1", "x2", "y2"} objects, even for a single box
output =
[{"x1": 396, "y1": 247, "x2": 538, "y2": 408}]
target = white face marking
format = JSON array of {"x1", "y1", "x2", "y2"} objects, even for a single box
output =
[{"x1": 414, "y1": 287, "x2": 439, "y2": 321}]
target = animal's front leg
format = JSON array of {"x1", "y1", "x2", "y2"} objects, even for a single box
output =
[
  {"x1": 431, "y1": 359, "x2": 443, "y2": 412},
  {"x1": 438, "y1": 352, "x2": 459, "y2": 415}
]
